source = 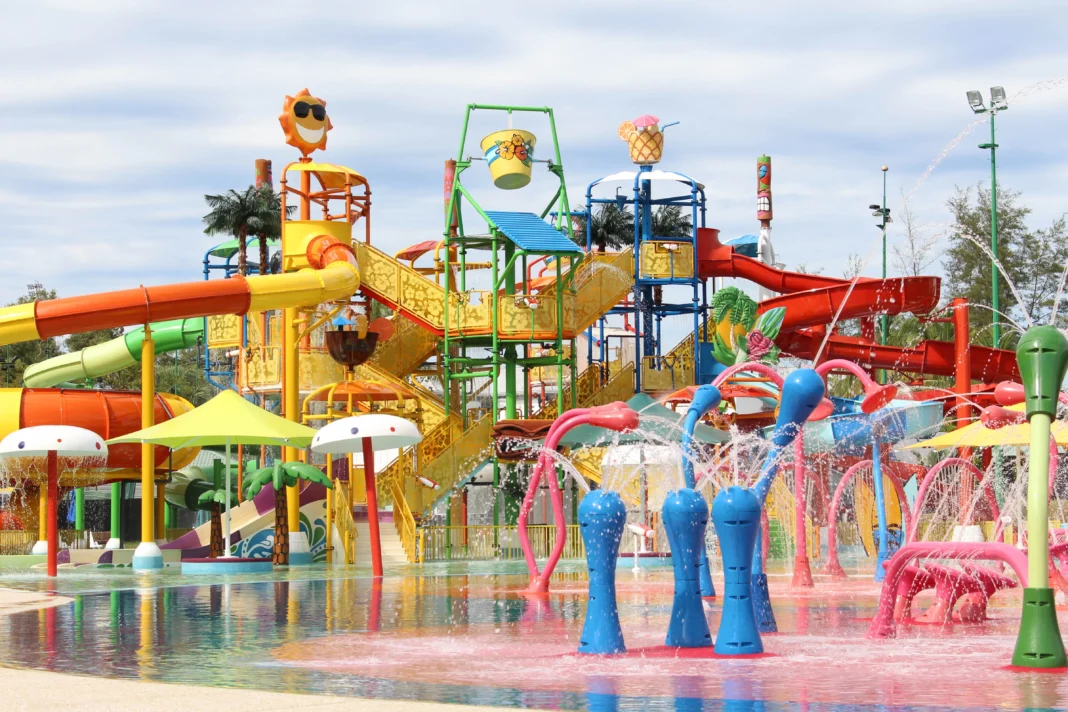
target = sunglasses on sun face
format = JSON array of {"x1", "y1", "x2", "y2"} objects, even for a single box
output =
[{"x1": 294, "y1": 101, "x2": 326, "y2": 121}]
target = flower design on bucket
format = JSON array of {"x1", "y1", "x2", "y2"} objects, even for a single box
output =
[{"x1": 494, "y1": 133, "x2": 534, "y2": 167}]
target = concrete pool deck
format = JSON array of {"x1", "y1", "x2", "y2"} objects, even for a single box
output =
[
  {"x1": 0, "y1": 587, "x2": 71, "y2": 616},
  {"x1": 0, "y1": 667, "x2": 537, "y2": 712}
]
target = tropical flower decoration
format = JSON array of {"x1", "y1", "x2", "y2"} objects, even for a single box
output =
[
  {"x1": 709, "y1": 286, "x2": 785, "y2": 365},
  {"x1": 494, "y1": 133, "x2": 534, "y2": 167}
]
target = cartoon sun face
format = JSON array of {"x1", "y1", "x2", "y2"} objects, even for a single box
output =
[{"x1": 279, "y1": 89, "x2": 333, "y2": 156}]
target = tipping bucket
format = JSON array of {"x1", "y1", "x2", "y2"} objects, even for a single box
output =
[{"x1": 481, "y1": 129, "x2": 536, "y2": 190}]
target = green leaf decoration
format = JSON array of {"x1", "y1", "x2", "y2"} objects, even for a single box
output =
[
  {"x1": 712, "y1": 332, "x2": 735, "y2": 366},
  {"x1": 753, "y1": 307, "x2": 786, "y2": 340},
  {"x1": 712, "y1": 287, "x2": 741, "y2": 324},
  {"x1": 732, "y1": 295, "x2": 757, "y2": 331}
]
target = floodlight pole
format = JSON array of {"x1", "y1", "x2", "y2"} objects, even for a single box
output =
[
  {"x1": 979, "y1": 111, "x2": 1001, "y2": 348},
  {"x1": 879, "y1": 166, "x2": 889, "y2": 385}
]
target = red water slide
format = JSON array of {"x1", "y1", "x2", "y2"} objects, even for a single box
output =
[{"x1": 696, "y1": 228, "x2": 1019, "y2": 382}]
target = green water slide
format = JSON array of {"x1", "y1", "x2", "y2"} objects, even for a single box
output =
[{"x1": 23, "y1": 318, "x2": 204, "y2": 388}]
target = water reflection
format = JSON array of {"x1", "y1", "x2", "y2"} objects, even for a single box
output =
[{"x1": 0, "y1": 564, "x2": 1063, "y2": 710}]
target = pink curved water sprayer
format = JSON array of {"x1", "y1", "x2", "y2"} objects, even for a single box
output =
[
  {"x1": 823, "y1": 459, "x2": 912, "y2": 579},
  {"x1": 867, "y1": 541, "x2": 1028, "y2": 638},
  {"x1": 517, "y1": 403, "x2": 639, "y2": 593}
]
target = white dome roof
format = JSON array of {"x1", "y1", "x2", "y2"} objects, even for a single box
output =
[
  {"x1": 0, "y1": 425, "x2": 107, "y2": 457},
  {"x1": 311, "y1": 414, "x2": 423, "y2": 454}
]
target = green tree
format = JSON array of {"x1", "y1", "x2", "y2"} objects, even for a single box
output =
[
  {"x1": 571, "y1": 203, "x2": 633, "y2": 251},
  {"x1": 942, "y1": 184, "x2": 1031, "y2": 346},
  {"x1": 943, "y1": 184, "x2": 1068, "y2": 347},
  {"x1": 243, "y1": 461, "x2": 332, "y2": 565},
  {"x1": 5, "y1": 282, "x2": 60, "y2": 385},
  {"x1": 650, "y1": 205, "x2": 692, "y2": 238}
]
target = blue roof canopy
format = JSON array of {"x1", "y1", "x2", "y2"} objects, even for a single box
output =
[{"x1": 485, "y1": 211, "x2": 582, "y2": 254}]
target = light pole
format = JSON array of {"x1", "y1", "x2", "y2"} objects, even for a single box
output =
[
  {"x1": 869, "y1": 166, "x2": 891, "y2": 383},
  {"x1": 966, "y1": 87, "x2": 1008, "y2": 348}
]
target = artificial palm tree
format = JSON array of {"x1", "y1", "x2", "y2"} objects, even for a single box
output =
[
  {"x1": 249, "y1": 186, "x2": 293, "y2": 275},
  {"x1": 243, "y1": 461, "x2": 332, "y2": 565},
  {"x1": 204, "y1": 185, "x2": 290, "y2": 276},
  {"x1": 203, "y1": 186, "x2": 259, "y2": 276},
  {"x1": 196, "y1": 487, "x2": 236, "y2": 558}
]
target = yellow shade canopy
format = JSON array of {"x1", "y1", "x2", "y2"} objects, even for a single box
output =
[
  {"x1": 906, "y1": 403, "x2": 1068, "y2": 449},
  {"x1": 107, "y1": 390, "x2": 317, "y2": 449},
  {"x1": 286, "y1": 162, "x2": 365, "y2": 190}
]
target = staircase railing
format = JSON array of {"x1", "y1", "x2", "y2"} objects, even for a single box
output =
[
  {"x1": 356, "y1": 242, "x2": 634, "y2": 340},
  {"x1": 331, "y1": 482, "x2": 358, "y2": 565},
  {"x1": 388, "y1": 474, "x2": 420, "y2": 563}
]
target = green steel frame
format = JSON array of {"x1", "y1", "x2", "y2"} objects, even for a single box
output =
[{"x1": 442, "y1": 104, "x2": 581, "y2": 531}]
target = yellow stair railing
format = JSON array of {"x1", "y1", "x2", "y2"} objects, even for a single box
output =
[
  {"x1": 420, "y1": 524, "x2": 584, "y2": 562},
  {"x1": 331, "y1": 480, "x2": 358, "y2": 565},
  {"x1": 366, "y1": 315, "x2": 439, "y2": 379},
  {"x1": 388, "y1": 474, "x2": 420, "y2": 563},
  {"x1": 356, "y1": 242, "x2": 634, "y2": 341}
]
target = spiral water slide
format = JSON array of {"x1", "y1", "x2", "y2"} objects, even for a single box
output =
[
  {"x1": 23, "y1": 318, "x2": 203, "y2": 388},
  {"x1": 695, "y1": 228, "x2": 1019, "y2": 382},
  {"x1": 0, "y1": 236, "x2": 360, "y2": 479}
]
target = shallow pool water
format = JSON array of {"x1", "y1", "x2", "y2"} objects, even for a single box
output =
[{"x1": 0, "y1": 561, "x2": 1066, "y2": 711}]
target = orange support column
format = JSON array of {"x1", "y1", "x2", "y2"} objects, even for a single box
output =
[{"x1": 952, "y1": 298, "x2": 975, "y2": 518}]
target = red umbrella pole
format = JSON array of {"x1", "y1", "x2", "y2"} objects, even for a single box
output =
[{"x1": 363, "y1": 438, "x2": 384, "y2": 577}]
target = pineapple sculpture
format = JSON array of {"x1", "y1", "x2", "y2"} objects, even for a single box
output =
[{"x1": 618, "y1": 114, "x2": 663, "y2": 165}]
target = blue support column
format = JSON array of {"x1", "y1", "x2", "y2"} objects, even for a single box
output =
[
  {"x1": 663, "y1": 488, "x2": 712, "y2": 648},
  {"x1": 712, "y1": 485, "x2": 763, "y2": 654},
  {"x1": 578, "y1": 490, "x2": 627, "y2": 655},
  {"x1": 871, "y1": 432, "x2": 890, "y2": 582}
]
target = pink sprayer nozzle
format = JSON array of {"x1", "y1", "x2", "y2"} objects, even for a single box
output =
[
  {"x1": 588, "y1": 408, "x2": 639, "y2": 432},
  {"x1": 994, "y1": 381, "x2": 1025, "y2": 406},
  {"x1": 981, "y1": 405, "x2": 1025, "y2": 429}
]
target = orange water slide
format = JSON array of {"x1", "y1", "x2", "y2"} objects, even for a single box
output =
[
  {"x1": 0, "y1": 234, "x2": 359, "y2": 348},
  {"x1": 0, "y1": 388, "x2": 198, "y2": 484},
  {"x1": 695, "y1": 227, "x2": 1020, "y2": 382}
]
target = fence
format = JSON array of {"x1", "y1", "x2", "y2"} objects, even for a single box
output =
[
  {"x1": 0, "y1": 529, "x2": 192, "y2": 555},
  {"x1": 420, "y1": 524, "x2": 584, "y2": 562}
]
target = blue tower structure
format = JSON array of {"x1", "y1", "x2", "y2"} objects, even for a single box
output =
[{"x1": 585, "y1": 149, "x2": 710, "y2": 394}]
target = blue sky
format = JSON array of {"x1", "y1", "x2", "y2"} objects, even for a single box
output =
[{"x1": 1, "y1": 1, "x2": 1066, "y2": 305}]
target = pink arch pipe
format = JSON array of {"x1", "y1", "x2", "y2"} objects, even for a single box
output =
[
  {"x1": 516, "y1": 403, "x2": 638, "y2": 593},
  {"x1": 908, "y1": 458, "x2": 994, "y2": 543},
  {"x1": 791, "y1": 360, "x2": 895, "y2": 584},
  {"x1": 866, "y1": 541, "x2": 1028, "y2": 638},
  {"x1": 823, "y1": 459, "x2": 912, "y2": 579}
]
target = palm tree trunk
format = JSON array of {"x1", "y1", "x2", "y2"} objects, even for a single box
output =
[
  {"x1": 274, "y1": 484, "x2": 289, "y2": 565},
  {"x1": 237, "y1": 227, "x2": 248, "y2": 276},
  {"x1": 258, "y1": 233, "x2": 269, "y2": 275},
  {"x1": 209, "y1": 504, "x2": 223, "y2": 558}
]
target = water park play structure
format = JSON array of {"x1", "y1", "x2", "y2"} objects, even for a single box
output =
[{"x1": 3, "y1": 91, "x2": 1068, "y2": 712}]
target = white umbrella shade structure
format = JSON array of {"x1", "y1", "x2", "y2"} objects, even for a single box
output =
[
  {"x1": 313, "y1": 414, "x2": 423, "y2": 452},
  {"x1": 0, "y1": 426, "x2": 107, "y2": 577},
  {"x1": 312, "y1": 415, "x2": 423, "y2": 576}
]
